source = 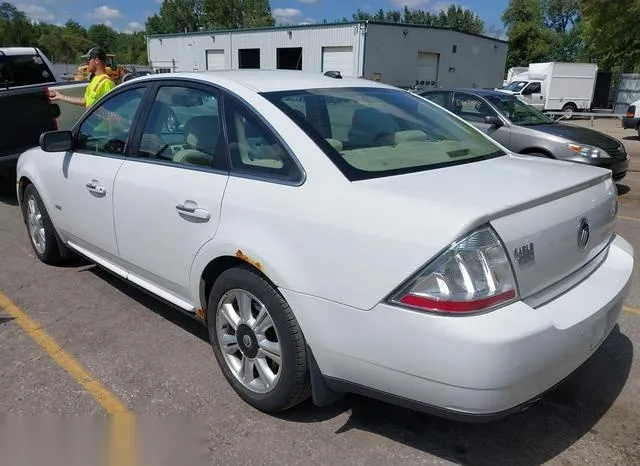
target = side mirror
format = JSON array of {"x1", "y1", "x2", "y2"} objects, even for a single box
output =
[
  {"x1": 40, "y1": 130, "x2": 74, "y2": 152},
  {"x1": 485, "y1": 115, "x2": 503, "y2": 127}
]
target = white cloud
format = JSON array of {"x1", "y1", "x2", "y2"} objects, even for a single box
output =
[
  {"x1": 389, "y1": 0, "x2": 428, "y2": 7},
  {"x1": 15, "y1": 4, "x2": 55, "y2": 22},
  {"x1": 124, "y1": 21, "x2": 145, "y2": 33},
  {"x1": 272, "y1": 8, "x2": 304, "y2": 24},
  {"x1": 88, "y1": 5, "x2": 123, "y2": 21},
  {"x1": 298, "y1": 0, "x2": 319, "y2": 4},
  {"x1": 433, "y1": 1, "x2": 456, "y2": 12}
]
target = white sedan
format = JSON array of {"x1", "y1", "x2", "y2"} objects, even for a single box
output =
[{"x1": 16, "y1": 70, "x2": 634, "y2": 421}]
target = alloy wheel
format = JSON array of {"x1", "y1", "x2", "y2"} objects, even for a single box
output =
[
  {"x1": 26, "y1": 194, "x2": 46, "y2": 255},
  {"x1": 215, "y1": 289, "x2": 282, "y2": 394}
]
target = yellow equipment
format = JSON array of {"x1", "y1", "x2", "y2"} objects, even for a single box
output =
[{"x1": 73, "y1": 54, "x2": 131, "y2": 84}]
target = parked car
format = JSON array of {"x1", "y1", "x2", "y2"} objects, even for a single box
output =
[
  {"x1": 416, "y1": 88, "x2": 629, "y2": 181},
  {"x1": 622, "y1": 99, "x2": 640, "y2": 137},
  {"x1": 16, "y1": 71, "x2": 633, "y2": 422},
  {"x1": 0, "y1": 47, "x2": 88, "y2": 184}
]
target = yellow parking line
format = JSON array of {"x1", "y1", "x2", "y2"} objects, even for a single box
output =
[
  {"x1": 0, "y1": 292, "x2": 135, "y2": 465},
  {"x1": 624, "y1": 305, "x2": 640, "y2": 316}
]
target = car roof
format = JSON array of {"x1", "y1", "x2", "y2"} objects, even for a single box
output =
[
  {"x1": 131, "y1": 70, "x2": 395, "y2": 93},
  {"x1": 0, "y1": 47, "x2": 39, "y2": 56},
  {"x1": 421, "y1": 87, "x2": 510, "y2": 98}
]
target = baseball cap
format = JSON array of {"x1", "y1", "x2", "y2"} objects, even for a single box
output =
[{"x1": 83, "y1": 47, "x2": 107, "y2": 61}]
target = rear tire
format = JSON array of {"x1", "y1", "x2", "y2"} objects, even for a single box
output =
[
  {"x1": 562, "y1": 103, "x2": 577, "y2": 119},
  {"x1": 21, "y1": 184, "x2": 63, "y2": 265},
  {"x1": 208, "y1": 265, "x2": 311, "y2": 412}
]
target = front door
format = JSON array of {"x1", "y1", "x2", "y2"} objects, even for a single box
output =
[
  {"x1": 57, "y1": 85, "x2": 148, "y2": 267},
  {"x1": 112, "y1": 82, "x2": 230, "y2": 307},
  {"x1": 520, "y1": 81, "x2": 545, "y2": 110},
  {"x1": 452, "y1": 92, "x2": 511, "y2": 147}
]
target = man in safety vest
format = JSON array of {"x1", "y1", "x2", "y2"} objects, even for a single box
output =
[{"x1": 50, "y1": 47, "x2": 116, "y2": 108}]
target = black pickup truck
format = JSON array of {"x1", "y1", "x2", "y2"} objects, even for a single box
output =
[{"x1": 0, "y1": 47, "x2": 87, "y2": 184}]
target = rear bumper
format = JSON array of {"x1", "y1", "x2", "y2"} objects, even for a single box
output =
[
  {"x1": 622, "y1": 117, "x2": 639, "y2": 130},
  {"x1": 282, "y1": 234, "x2": 634, "y2": 421}
]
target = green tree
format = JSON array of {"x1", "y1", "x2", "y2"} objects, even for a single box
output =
[
  {"x1": 87, "y1": 24, "x2": 118, "y2": 51},
  {"x1": 502, "y1": 0, "x2": 556, "y2": 68},
  {"x1": 0, "y1": 2, "x2": 34, "y2": 46},
  {"x1": 579, "y1": 0, "x2": 640, "y2": 72},
  {"x1": 146, "y1": 0, "x2": 201, "y2": 34},
  {"x1": 201, "y1": 0, "x2": 240, "y2": 29},
  {"x1": 242, "y1": 0, "x2": 275, "y2": 28}
]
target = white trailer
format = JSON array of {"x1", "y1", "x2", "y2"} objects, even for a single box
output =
[{"x1": 498, "y1": 62, "x2": 598, "y2": 116}]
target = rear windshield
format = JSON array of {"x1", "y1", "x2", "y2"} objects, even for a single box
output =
[
  {"x1": 262, "y1": 87, "x2": 505, "y2": 181},
  {"x1": 1, "y1": 53, "x2": 55, "y2": 86}
]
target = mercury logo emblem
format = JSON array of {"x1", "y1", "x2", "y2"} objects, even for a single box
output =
[
  {"x1": 577, "y1": 218, "x2": 590, "y2": 251},
  {"x1": 243, "y1": 335, "x2": 252, "y2": 347}
]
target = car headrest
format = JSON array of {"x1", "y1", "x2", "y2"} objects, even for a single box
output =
[
  {"x1": 184, "y1": 115, "x2": 219, "y2": 153},
  {"x1": 395, "y1": 130, "x2": 428, "y2": 144}
]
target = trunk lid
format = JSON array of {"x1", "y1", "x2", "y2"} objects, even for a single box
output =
[{"x1": 359, "y1": 154, "x2": 617, "y2": 301}]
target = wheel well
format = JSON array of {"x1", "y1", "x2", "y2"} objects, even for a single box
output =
[
  {"x1": 520, "y1": 148, "x2": 552, "y2": 158},
  {"x1": 17, "y1": 176, "x2": 32, "y2": 204},
  {"x1": 199, "y1": 255, "x2": 274, "y2": 320},
  {"x1": 562, "y1": 102, "x2": 577, "y2": 110}
]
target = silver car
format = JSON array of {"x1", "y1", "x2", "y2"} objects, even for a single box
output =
[{"x1": 418, "y1": 88, "x2": 629, "y2": 181}]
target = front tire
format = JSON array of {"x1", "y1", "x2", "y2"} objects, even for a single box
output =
[
  {"x1": 21, "y1": 184, "x2": 63, "y2": 265},
  {"x1": 208, "y1": 266, "x2": 311, "y2": 412}
]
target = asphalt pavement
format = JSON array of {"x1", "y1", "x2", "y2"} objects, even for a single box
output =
[{"x1": 0, "y1": 118, "x2": 638, "y2": 465}]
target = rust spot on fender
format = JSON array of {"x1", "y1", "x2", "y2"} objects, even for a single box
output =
[
  {"x1": 235, "y1": 249, "x2": 264, "y2": 271},
  {"x1": 195, "y1": 308, "x2": 206, "y2": 320}
]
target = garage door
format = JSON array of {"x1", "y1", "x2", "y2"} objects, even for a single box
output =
[
  {"x1": 416, "y1": 52, "x2": 439, "y2": 87},
  {"x1": 322, "y1": 46, "x2": 354, "y2": 77},
  {"x1": 206, "y1": 49, "x2": 225, "y2": 70}
]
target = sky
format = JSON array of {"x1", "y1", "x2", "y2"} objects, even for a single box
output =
[{"x1": 13, "y1": 0, "x2": 510, "y2": 35}]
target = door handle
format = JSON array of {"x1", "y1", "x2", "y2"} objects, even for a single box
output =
[
  {"x1": 176, "y1": 201, "x2": 211, "y2": 221},
  {"x1": 86, "y1": 180, "x2": 106, "y2": 195}
]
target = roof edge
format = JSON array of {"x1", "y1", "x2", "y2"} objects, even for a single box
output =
[{"x1": 144, "y1": 20, "x2": 508, "y2": 44}]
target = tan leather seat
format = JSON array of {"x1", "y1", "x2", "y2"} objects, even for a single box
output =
[{"x1": 172, "y1": 115, "x2": 219, "y2": 167}]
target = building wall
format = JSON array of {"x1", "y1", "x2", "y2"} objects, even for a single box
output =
[
  {"x1": 146, "y1": 23, "x2": 364, "y2": 75},
  {"x1": 363, "y1": 24, "x2": 508, "y2": 89}
]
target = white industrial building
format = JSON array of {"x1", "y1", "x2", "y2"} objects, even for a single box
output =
[{"x1": 146, "y1": 21, "x2": 508, "y2": 89}]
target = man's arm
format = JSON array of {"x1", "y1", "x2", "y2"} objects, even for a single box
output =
[{"x1": 49, "y1": 89, "x2": 86, "y2": 107}]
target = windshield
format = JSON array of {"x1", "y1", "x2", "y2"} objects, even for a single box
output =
[
  {"x1": 502, "y1": 81, "x2": 528, "y2": 92},
  {"x1": 487, "y1": 94, "x2": 553, "y2": 126},
  {"x1": 262, "y1": 87, "x2": 505, "y2": 181}
]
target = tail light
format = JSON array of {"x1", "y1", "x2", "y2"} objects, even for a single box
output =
[
  {"x1": 627, "y1": 105, "x2": 636, "y2": 119},
  {"x1": 387, "y1": 225, "x2": 518, "y2": 314}
]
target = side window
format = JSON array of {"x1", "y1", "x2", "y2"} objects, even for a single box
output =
[
  {"x1": 421, "y1": 91, "x2": 450, "y2": 108},
  {"x1": 326, "y1": 96, "x2": 366, "y2": 143},
  {"x1": 137, "y1": 85, "x2": 223, "y2": 169},
  {"x1": 225, "y1": 97, "x2": 302, "y2": 183},
  {"x1": 526, "y1": 82, "x2": 541, "y2": 94},
  {"x1": 76, "y1": 87, "x2": 146, "y2": 156},
  {"x1": 6, "y1": 54, "x2": 55, "y2": 86},
  {"x1": 281, "y1": 95, "x2": 307, "y2": 117},
  {"x1": 452, "y1": 93, "x2": 496, "y2": 123}
]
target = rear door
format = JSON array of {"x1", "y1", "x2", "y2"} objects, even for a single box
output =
[
  {"x1": 112, "y1": 80, "x2": 230, "y2": 309},
  {"x1": 419, "y1": 90, "x2": 452, "y2": 110}
]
